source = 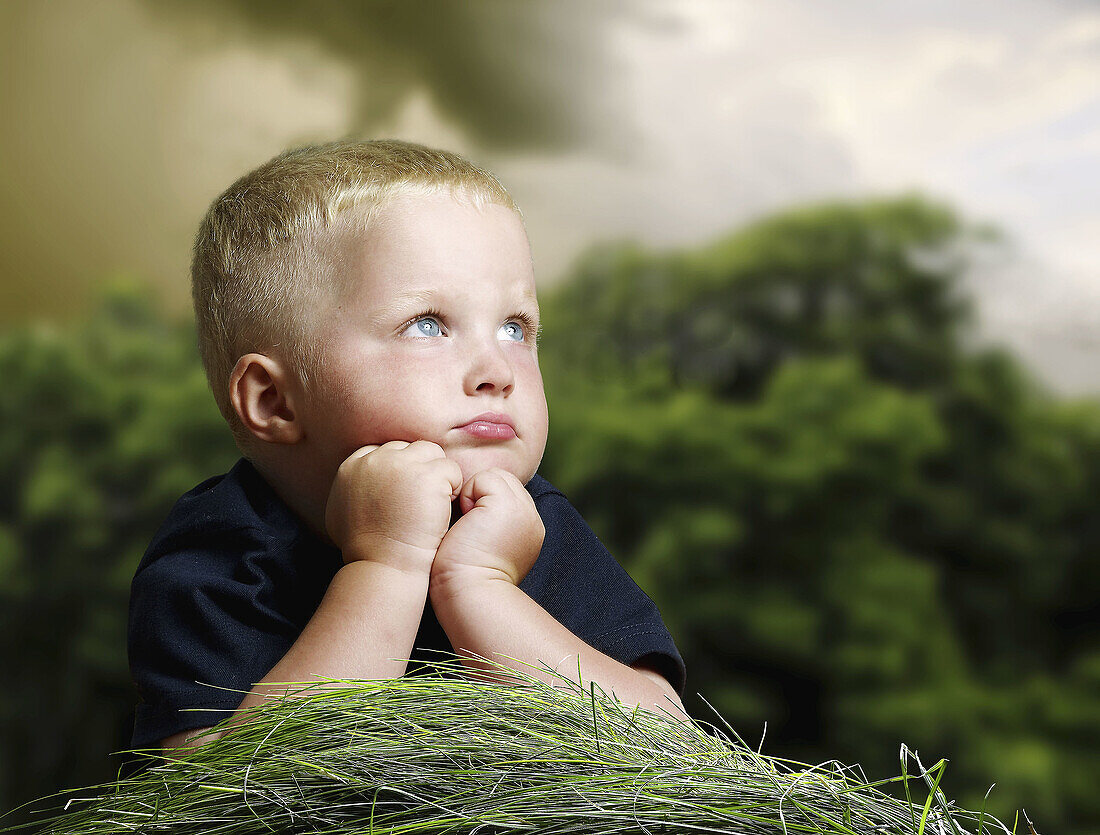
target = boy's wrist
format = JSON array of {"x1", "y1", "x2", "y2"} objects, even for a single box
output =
[
  {"x1": 341, "y1": 538, "x2": 437, "y2": 577},
  {"x1": 428, "y1": 563, "x2": 515, "y2": 609},
  {"x1": 334, "y1": 557, "x2": 433, "y2": 605}
]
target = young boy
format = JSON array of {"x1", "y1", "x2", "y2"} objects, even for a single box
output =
[{"x1": 128, "y1": 139, "x2": 685, "y2": 751}]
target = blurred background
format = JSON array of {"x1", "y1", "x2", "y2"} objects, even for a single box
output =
[{"x1": 1, "y1": 1, "x2": 1097, "y2": 831}]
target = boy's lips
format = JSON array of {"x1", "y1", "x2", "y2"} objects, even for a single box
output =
[{"x1": 455, "y1": 412, "x2": 517, "y2": 440}]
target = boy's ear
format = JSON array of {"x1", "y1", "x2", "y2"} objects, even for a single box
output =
[{"x1": 228, "y1": 353, "x2": 305, "y2": 444}]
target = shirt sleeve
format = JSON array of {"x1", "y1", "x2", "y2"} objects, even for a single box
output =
[
  {"x1": 127, "y1": 527, "x2": 303, "y2": 748},
  {"x1": 520, "y1": 483, "x2": 687, "y2": 696}
]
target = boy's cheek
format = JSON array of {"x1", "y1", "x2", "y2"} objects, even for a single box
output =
[{"x1": 324, "y1": 402, "x2": 432, "y2": 456}]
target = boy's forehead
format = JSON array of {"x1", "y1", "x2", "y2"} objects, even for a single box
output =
[
  {"x1": 338, "y1": 193, "x2": 538, "y2": 306},
  {"x1": 365, "y1": 189, "x2": 528, "y2": 251}
]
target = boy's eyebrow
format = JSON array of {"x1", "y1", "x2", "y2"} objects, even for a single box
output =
[
  {"x1": 370, "y1": 289, "x2": 440, "y2": 325},
  {"x1": 370, "y1": 287, "x2": 541, "y2": 326}
]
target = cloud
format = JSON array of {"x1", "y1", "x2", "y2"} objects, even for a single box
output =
[{"x1": 140, "y1": 0, "x2": 669, "y2": 154}]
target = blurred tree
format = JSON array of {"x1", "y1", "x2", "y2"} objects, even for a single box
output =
[
  {"x1": 0, "y1": 282, "x2": 237, "y2": 818},
  {"x1": 544, "y1": 196, "x2": 984, "y2": 396},
  {"x1": 538, "y1": 195, "x2": 1099, "y2": 831}
]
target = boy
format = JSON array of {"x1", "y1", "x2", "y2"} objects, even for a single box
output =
[{"x1": 128, "y1": 139, "x2": 685, "y2": 751}]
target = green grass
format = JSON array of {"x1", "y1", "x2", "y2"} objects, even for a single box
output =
[{"x1": 2, "y1": 659, "x2": 1022, "y2": 834}]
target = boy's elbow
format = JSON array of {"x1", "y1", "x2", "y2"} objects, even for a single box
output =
[{"x1": 631, "y1": 664, "x2": 686, "y2": 716}]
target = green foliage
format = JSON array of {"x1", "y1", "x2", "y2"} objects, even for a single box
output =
[
  {"x1": 539, "y1": 195, "x2": 1099, "y2": 831},
  {"x1": 0, "y1": 283, "x2": 238, "y2": 817},
  {"x1": 543, "y1": 196, "x2": 983, "y2": 397}
]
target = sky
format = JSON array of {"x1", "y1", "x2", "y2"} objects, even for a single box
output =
[{"x1": 1, "y1": 0, "x2": 1097, "y2": 392}]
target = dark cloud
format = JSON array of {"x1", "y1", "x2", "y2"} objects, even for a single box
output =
[{"x1": 142, "y1": 0, "x2": 682, "y2": 154}]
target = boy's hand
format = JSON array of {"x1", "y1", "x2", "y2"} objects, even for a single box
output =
[
  {"x1": 431, "y1": 468, "x2": 544, "y2": 592},
  {"x1": 325, "y1": 441, "x2": 464, "y2": 574}
]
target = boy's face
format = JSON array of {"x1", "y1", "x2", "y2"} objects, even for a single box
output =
[{"x1": 304, "y1": 191, "x2": 549, "y2": 487}]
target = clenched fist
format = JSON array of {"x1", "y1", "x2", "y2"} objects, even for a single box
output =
[
  {"x1": 431, "y1": 468, "x2": 545, "y2": 593},
  {"x1": 325, "y1": 440, "x2": 464, "y2": 574}
]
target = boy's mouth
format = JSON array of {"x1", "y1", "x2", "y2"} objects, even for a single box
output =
[{"x1": 455, "y1": 412, "x2": 517, "y2": 440}]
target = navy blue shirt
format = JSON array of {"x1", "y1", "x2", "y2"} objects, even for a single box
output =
[{"x1": 128, "y1": 459, "x2": 685, "y2": 747}]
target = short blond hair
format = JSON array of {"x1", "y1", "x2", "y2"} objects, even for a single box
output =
[{"x1": 191, "y1": 139, "x2": 521, "y2": 447}]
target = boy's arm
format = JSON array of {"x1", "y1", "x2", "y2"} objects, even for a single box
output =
[
  {"x1": 161, "y1": 441, "x2": 462, "y2": 751},
  {"x1": 431, "y1": 575, "x2": 684, "y2": 714},
  {"x1": 160, "y1": 559, "x2": 429, "y2": 751},
  {"x1": 429, "y1": 469, "x2": 685, "y2": 717},
  {"x1": 236, "y1": 557, "x2": 433, "y2": 705}
]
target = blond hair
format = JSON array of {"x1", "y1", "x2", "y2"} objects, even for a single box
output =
[{"x1": 191, "y1": 139, "x2": 521, "y2": 447}]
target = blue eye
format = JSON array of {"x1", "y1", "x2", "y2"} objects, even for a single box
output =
[
  {"x1": 410, "y1": 316, "x2": 442, "y2": 337},
  {"x1": 499, "y1": 321, "x2": 525, "y2": 342}
]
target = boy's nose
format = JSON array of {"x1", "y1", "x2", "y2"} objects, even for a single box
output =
[{"x1": 464, "y1": 339, "x2": 515, "y2": 397}]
